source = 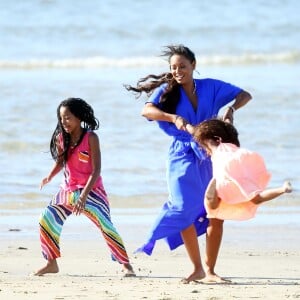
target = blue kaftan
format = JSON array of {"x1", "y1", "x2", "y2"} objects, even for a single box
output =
[{"x1": 138, "y1": 78, "x2": 242, "y2": 255}]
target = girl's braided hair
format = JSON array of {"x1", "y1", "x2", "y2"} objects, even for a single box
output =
[{"x1": 50, "y1": 97, "x2": 99, "y2": 164}]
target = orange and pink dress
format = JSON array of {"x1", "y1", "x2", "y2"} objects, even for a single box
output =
[{"x1": 205, "y1": 143, "x2": 271, "y2": 220}]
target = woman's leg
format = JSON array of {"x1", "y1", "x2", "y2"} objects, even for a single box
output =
[
  {"x1": 181, "y1": 224, "x2": 205, "y2": 283},
  {"x1": 83, "y1": 190, "x2": 135, "y2": 276},
  {"x1": 34, "y1": 204, "x2": 72, "y2": 275}
]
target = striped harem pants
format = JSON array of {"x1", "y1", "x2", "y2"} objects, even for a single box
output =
[{"x1": 38, "y1": 187, "x2": 130, "y2": 264}]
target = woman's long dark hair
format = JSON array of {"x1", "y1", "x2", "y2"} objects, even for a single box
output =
[
  {"x1": 50, "y1": 97, "x2": 99, "y2": 164},
  {"x1": 124, "y1": 44, "x2": 196, "y2": 114},
  {"x1": 192, "y1": 118, "x2": 240, "y2": 150}
]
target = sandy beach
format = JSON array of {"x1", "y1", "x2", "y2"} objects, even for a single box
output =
[
  {"x1": 0, "y1": 217, "x2": 299, "y2": 300},
  {"x1": 1, "y1": 0, "x2": 299, "y2": 299}
]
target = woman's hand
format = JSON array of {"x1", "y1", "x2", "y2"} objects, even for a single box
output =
[
  {"x1": 174, "y1": 115, "x2": 188, "y2": 130},
  {"x1": 222, "y1": 107, "x2": 234, "y2": 123},
  {"x1": 185, "y1": 124, "x2": 195, "y2": 135}
]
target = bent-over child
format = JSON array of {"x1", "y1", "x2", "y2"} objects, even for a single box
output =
[{"x1": 186, "y1": 119, "x2": 292, "y2": 221}]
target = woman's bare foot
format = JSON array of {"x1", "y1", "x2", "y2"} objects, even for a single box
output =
[
  {"x1": 200, "y1": 273, "x2": 231, "y2": 284},
  {"x1": 205, "y1": 179, "x2": 220, "y2": 209},
  {"x1": 34, "y1": 259, "x2": 59, "y2": 276},
  {"x1": 283, "y1": 181, "x2": 292, "y2": 193},
  {"x1": 123, "y1": 263, "x2": 136, "y2": 277},
  {"x1": 181, "y1": 268, "x2": 205, "y2": 284}
]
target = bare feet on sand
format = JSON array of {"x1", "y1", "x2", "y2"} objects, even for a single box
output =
[
  {"x1": 181, "y1": 269, "x2": 231, "y2": 284},
  {"x1": 123, "y1": 263, "x2": 136, "y2": 277},
  {"x1": 181, "y1": 268, "x2": 206, "y2": 284},
  {"x1": 199, "y1": 273, "x2": 231, "y2": 284},
  {"x1": 34, "y1": 259, "x2": 59, "y2": 276}
]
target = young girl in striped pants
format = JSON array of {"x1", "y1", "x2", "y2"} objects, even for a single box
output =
[{"x1": 34, "y1": 97, "x2": 135, "y2": 277}]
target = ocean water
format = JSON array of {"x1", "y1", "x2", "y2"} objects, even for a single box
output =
[{"x1": 0, "y1": 0, "x2": 299, "y2": 232}]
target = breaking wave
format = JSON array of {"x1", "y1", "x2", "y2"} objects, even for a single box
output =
[{"x1": 0, "y1": 51, "x2": 299, "y2": 69}]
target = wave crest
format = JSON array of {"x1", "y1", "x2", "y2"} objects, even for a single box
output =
[{"x1": 0, "y1": 51, "x2": 299, "y2": 69}]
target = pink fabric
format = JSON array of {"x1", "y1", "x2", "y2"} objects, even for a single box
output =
[
  {"x1": 60, "y1": 131, "x2": 102, "y2": 192},
  {"x1": 206, "y1": 143, "x2": 271, "y2": 220}
]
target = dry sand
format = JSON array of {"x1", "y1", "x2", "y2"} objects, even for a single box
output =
[{"x1": 0, "y1": 217, "x2": 299, "y2": 300}]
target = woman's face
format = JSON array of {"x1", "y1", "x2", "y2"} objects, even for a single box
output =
[{"x1": 169, "y1": 54, "x2": 195, "y2": 85}]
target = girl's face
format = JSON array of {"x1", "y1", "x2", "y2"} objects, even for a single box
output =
[
  {"x1": 59, "y1": 106, "x2": 81, "y2": 134},
  {"x1": 170, "y1": 54, "x2": 195, "y2": 85}
]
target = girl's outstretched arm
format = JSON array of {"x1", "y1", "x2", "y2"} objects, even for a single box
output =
[
  {"x1": 40, "y1": 161, "x2": 63, "y2": 189},
  {"x1": 40, "y1": 135, "x2": 64, "y2": 189}
]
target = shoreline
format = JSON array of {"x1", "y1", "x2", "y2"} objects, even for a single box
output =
[{"x1": 0, "y1": 201, "x2": 299, "y2": 241}]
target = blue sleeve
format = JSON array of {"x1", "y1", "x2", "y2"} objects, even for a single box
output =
[
  {"x1": 212, "y1": 79, "x2": 242, "y2": 110},
  {"x1": 145, "y1": 84, "x2": 180, "y2": 136},
  {"x1": 146, "y1": 84, "x2": 167, "y2": 107}
]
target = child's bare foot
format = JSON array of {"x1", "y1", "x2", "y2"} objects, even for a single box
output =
[
  {"x1": 205, "y1": 178, "x2": 220, "y2": 209},
  {"x1": 181, "y1": 268, "x2": 205, "y2": 284},
  {"x1": 283, "y1": 181, "x2": 292, "y2": 193},
  {"x1": 123, "y1": 263, "x2": 136, "y2": 277},
  {"x1": 34, "y1": 259, "x2": 59, "y2": 276}
]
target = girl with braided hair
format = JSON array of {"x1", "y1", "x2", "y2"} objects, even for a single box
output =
[
  {"x1": 187, "y1": 119, "x2": 292, "y2": 221},
  {"x1": 34, "y1": 98, "x2": 135, "y2": 277}
]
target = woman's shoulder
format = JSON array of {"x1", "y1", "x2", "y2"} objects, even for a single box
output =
[
  {"x1": 147, "y1": 83, "x2": 168, "y2": 104},
  {"x1": 154, "y1": 83, "x2": 168, "y2": 93},
  {"x1": 195, "y1": 78, "x2": 226, "y2": 86}
]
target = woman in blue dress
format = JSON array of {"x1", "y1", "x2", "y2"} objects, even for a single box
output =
[{"x1": 125, "y1": 44, "x2": 252, "y2": 283}]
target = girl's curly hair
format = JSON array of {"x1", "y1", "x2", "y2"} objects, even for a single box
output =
[
  {"x1": 50, "y1": 97, "x2": 99, "y2": 164},
  {"x1": 192, "y1": 118, "x2": 240, "y2": 151}
]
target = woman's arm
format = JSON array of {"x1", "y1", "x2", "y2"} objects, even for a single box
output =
[
  {"x1": 223, "y1": 90, "x2": 252, "y2": 123},
  {"x1": 142, "y1": 103, "x2": 188, "y2": 130},
  {"x1": 229, "y1": 90, "x2": 252, "y2": 111},
  {"x1": 141, "y1": 102, "x2": 177, "y2": 122}
]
